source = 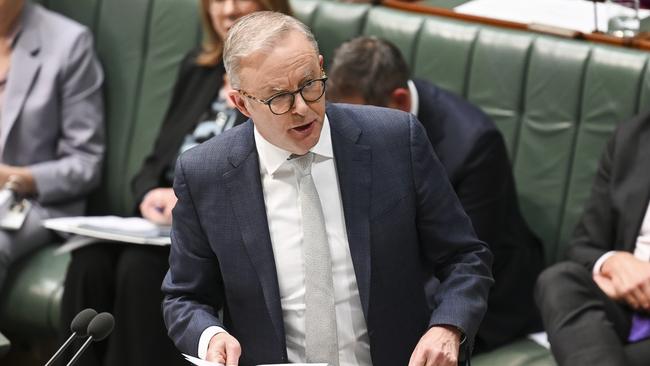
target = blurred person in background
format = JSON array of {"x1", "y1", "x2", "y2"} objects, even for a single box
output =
[
  {"x1": 60, "y1": 0, "x2": 292, "y2": 365},
  {"x1": 535, "y1": 111, "x2": 650, "y2": 366},
  {"x1": 0, "y1": 0, "x2": 104, "y2": 290}
]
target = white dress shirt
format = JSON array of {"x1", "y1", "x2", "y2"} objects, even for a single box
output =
[
  {"x1": 407, "y1": 79, "x2": 419, "y2": 116},
  {"x1": 593, "y1": 202, "x2": 650, "y2": 273},
  {"x1": 199, "y1": 116, "x2": 372, "y2": 366}
]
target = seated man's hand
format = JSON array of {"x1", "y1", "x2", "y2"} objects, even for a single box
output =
[
  {"x1": 139, "y1": 188, "x2": 177, "y2": 226},
  {"x1": 408, "y1": 325, "x2": 461, "y2": 366},
  {"x1": 600, "y1": 251, "x2": 650, "y2": 311},
  {"x1": 0, "y1": 164, "x2": 36, "y2": 195},
  {"x1": 207, "y1": 332, "x2": 241, "y2": 365}
]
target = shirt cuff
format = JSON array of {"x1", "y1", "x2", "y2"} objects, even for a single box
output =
[
  {"x1": 198, "y1": 326, "x2": 227, "y2": 360},
  {"x1": 593, "y1": 251, "x2": 617, "y2": 275}
]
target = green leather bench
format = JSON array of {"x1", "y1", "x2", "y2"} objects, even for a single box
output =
[
  {"x1": 3, "y1": 1, "x2": 650, "y2": 365},
  {"x1": 0, "y1": 0, "x2": 202, "y2": 339}
]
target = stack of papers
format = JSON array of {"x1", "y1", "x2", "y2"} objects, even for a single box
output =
[{"x1": 44, "y1": 216, "x2": 171, "y2": 248}]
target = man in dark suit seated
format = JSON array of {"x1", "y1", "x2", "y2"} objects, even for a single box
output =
[
  {"x1": 535, "y1": 112, "x2": 650, "y2": 366},
  {"x1": 162, "y1": 11, "x2": 493, "y2": 366},
  {"x1": 327, "y1": 36, "x2": 544, "y2": 353}
]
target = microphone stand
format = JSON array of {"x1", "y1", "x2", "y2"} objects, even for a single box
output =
[
  {"x1": 593, "y1": 0, "x2": 601, "y2": 33},
  {"x1": 65, "y1": 337, "x2": 94, "y2": 366},
  {"x1": 44, "y1": 333, "x2": 78, "y2": 366}
]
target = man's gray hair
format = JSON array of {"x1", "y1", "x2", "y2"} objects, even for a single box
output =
[{"x1": 224, "y1": 11, "x2": 320, "y2": 88}]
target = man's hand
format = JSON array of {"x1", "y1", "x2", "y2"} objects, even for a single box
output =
[
  {"x1": 600, "y1": 252, "x2": 650, "y2": 311},
  {"x1": 0, "y1": 164, "x2": 36, "y2": 195},
  {"x1": 206, "y1": 332, "x2": 241, "y2": 365},
  {"x1": 408, "y1": 325, "x2": 461, "y2": 366},
  {"x1": 139, "y1": 188, "x2": 177, "y2": 225},
  {"x1": 593, "y1": 274, "x2": 617, "y2": 298}
]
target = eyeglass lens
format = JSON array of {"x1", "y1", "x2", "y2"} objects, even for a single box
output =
[{"x1": 269, "y1": 79, "x2": 326, "y2": 115}]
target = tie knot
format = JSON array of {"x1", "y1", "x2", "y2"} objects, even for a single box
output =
[{"x1": 290, "y1": 152, "x2": 314, "y2": 176}]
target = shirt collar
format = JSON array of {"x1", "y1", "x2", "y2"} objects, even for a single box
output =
[
  {"x1": 254, "y1": 114, "x2": 333, "y2": 176},
  {"x1": 10, "y1": 23, "x2": 23, "y2": 49},
  {"x1": 407, "y1": 79, "x2": 419, "y2": 116}
]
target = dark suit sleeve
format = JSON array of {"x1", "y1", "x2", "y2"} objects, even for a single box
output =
[
  {"x1": 567, "y1": 131, "x2": 617, "y2": 269},
  {"x1": 131, "y1": 52, "x2": 197, "y2": 207},
  {"x1": 162, "y1": 157, "x2": 226, "y2": 356},
  {"x1": 408, "y1": 115, "x2": 494, "y2": 340},
  {"x1": 453, "y1": 129, "x2": 511, "y2": 245}
]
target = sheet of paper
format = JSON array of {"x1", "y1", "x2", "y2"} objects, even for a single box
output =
[
  {"x1": 181, "y1": 354, "x2": 328, "y2": 366},
  {"x1": 528, "y1": 331, "x2": 551, "y2": 349},
  {"x1": 455, "y1": 0, "x2": 650, "y2": 34},
  {"x1": 54, "y1": 235, "x2": 104, "y2": 255},
  {"x1": 182, "y1": 354, "x2": 224, "y2": 366},
  {"x1": 43, "y1": 216, "x2": 171, "y2": 246}
]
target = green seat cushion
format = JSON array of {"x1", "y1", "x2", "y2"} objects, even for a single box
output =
[
  {"x1": 290, "y1": 0, "x2": 320, "y2": 26},
  {"x1": 466, "y1": 28, "x2": 534, "y2": 157},
  {"x1": 413, "y1": 17, "x2": 479, "y2": 96},
  {"x1": 363, "y1": 7, "x2": 424, "y2": 67},
  {"x1": 473, "y1": 338, "x2": 556, "y2": 366},
  {"x1": 310, "y1": 1, "x2": 370, "y2": 68},
  {"x1": 0, "y1": 245, "x2": 70, "y2": 336},
  {"x1": 513, "y1": 37, "x2": 590, "y2": 262}
]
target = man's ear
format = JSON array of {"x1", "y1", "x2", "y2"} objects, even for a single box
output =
[
  {"x1": 388, "y1": 87, "x2": 411, "y2": 113},
  {"x1": 228, "y1": 90, "x2": 252, "y2": 118},
  {"x1": 319, "y1": 54, "x2": 324, "y2": 70}
]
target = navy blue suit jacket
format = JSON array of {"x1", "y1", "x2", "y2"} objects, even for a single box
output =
[
  {"x1": 162, "y1": 103, "x2": 493, "y2": 365},
  {"x1": 414, "y1": 80, "x2": 543, "y2": 351}
]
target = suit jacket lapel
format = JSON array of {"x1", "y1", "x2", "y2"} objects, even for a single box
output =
[
  {"x1": 223, "y1": 123, "x2": 286, "y2": 350},
  {"x1": 2, "y1": 3, "x2": 40, "y2": 153},
  {"x1": 328, "y1": 104, "x2": 372, "y2": 319},
  {"x1": 622, "y1": 125, "x2": 650, "y2": 251}
]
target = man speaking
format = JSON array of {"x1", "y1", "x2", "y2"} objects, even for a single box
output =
[{"x1": 162, "y1": 12, "x2": 493, "y2": 366}]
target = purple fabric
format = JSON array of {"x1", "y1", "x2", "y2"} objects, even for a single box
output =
[{"x1": 628, "y1": 313, "x2": 650, "y2": 342}]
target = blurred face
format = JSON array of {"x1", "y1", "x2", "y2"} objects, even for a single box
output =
[
  {"x1": 229, "y1": 31, "x2": 326, "y2": 155},
  {"x1": 209, "y1": 0, "x2": 265, "y2": 41}
]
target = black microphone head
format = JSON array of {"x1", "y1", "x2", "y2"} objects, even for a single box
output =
[
  {"x1": 70, "y1": 308, "x2": 98, "y2": 336},
  {"x1": 87, "y1": 312, "x2": 114, "y2": 341}
]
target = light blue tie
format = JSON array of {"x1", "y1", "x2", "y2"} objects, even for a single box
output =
[{"x1": 291, "y1": 153, "x2": 339, "y2": 366}]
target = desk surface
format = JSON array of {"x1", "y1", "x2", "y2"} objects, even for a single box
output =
[
  {"x1": 420, "y1": 0, "x2": 468, "y2": 9},
  {"x1": 384, "y1": 0, "x2": 650, "y2": 50}
]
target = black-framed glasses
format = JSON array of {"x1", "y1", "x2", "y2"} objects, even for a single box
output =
[{"x1": 238, "y1": 76, "x2": 328, "y2": 115}]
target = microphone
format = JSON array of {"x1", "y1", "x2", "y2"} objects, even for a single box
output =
[
  {"x1": 66, "y1": 312, "x2": 114, "y2": 366},
  {"x1": 590, "y1": 0, "x2": 607, "y2": 33},
  {"x1": 44, "y1": 308, "x2": 98, "y2": 366}
]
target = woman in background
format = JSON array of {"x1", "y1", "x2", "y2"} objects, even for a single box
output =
[
  {"x1": 0, "y1": 0, "x2": 104, "y2": 292},
  {"x1": 60, "y1": 0, "x2": 292, "y2": 365}
]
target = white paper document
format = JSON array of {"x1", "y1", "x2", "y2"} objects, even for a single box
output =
[
  {"x1": 44, "y1": 216, "x2": 171, "y2": 249},
  {"x1": 182, "y1": 354, "x2": 327, "y2": 366},
  {"x1": 455, "y1": 0, "x2": 650, "y2": 34},
  {"x1": 528, "y1": 331, "x2": 551, "y2": 349},
  {"x1": 54, "y1": 235, "x2": 104, "y2": 255},
  {"x1": 182, "y1": 354, "x2": 224, "y2": 366}
]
